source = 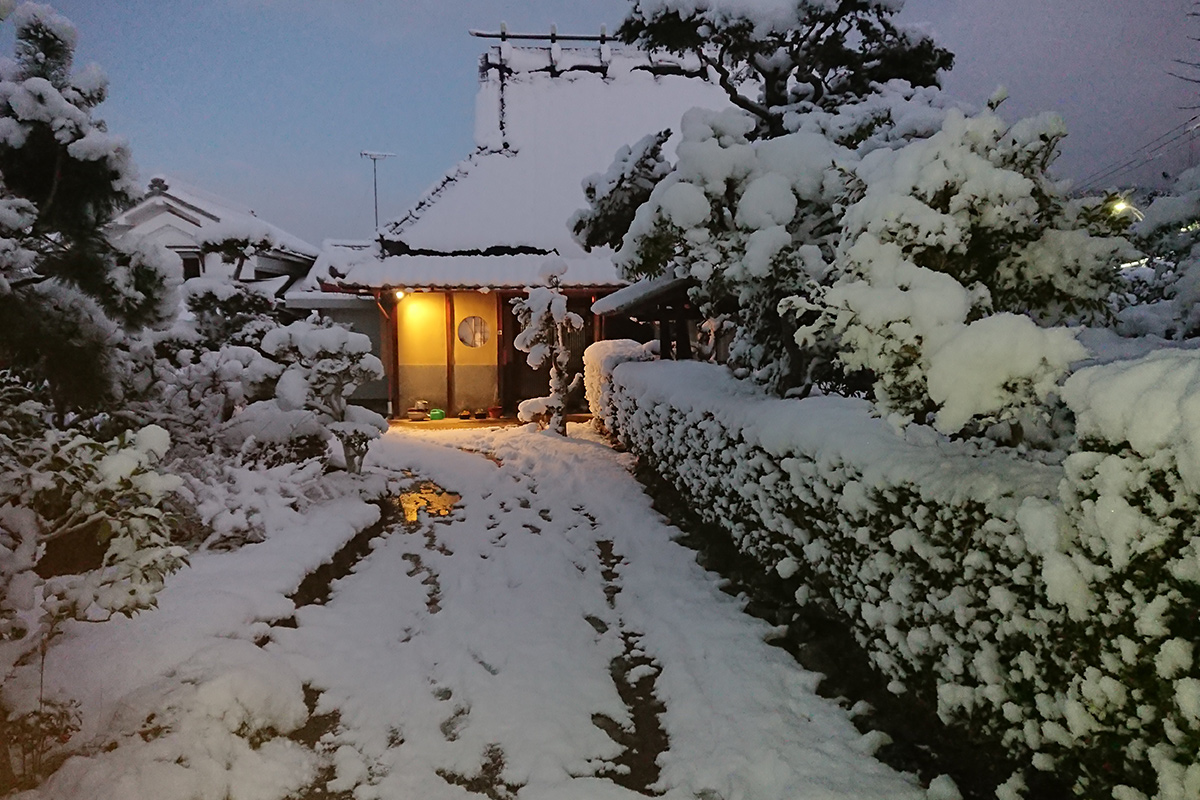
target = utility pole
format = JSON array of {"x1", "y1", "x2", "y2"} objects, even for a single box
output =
[{"x1": 360, "y1": 151, "x2": 396, "y2": 230}]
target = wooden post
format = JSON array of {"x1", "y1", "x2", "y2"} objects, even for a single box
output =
[
  {"x1": 382, "y1": 293, "x2": 401, "y2": 417},
  {"x1": 676, "y1": 310, "x2": 692, "y2": 360},
  {"x1": 658, "y1": 309, "x2": 671, "y2": 360},
  {"x1": 445, "y1": 292, "x2": 456, "y2": 413}
]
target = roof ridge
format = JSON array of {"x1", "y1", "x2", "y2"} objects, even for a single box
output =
[{"x1": 381, "y1": 145, "x2": 513, "y2": 240}]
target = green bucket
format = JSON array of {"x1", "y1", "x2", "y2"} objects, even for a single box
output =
[{"x1": 429, "y1": 409, "x2": 446, "y2": 421}]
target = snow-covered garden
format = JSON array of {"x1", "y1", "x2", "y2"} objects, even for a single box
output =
[{"x1": 3, "y1": 1, "x2": 1200, "y2": 799}]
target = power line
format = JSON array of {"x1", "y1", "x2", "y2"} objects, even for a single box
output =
[
  {"x1": 1076, "y1": 115, "x2": 1198, "y2": 188},
  {"x1": 1077, "y1": 118, "x2": 1199, "y2": 190}
]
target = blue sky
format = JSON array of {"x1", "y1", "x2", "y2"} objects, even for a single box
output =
[{"x1": 5, "y1": 0, "x2": 1193, "y2": 247}]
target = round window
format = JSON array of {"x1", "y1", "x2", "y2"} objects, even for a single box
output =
[{"x1": 457, "y1": 315, "x2": 490, "y2": 348}]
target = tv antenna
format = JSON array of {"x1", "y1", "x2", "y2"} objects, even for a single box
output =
[{"x1": 360, "y1": 151, "x2": 396, "y2": 230}]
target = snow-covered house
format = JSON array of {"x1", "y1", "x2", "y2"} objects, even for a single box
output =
[
  {"x1": 290, "y1": 30, "x2": 727, "y2": 417},
  {"x1": 110, "y1": 176, "x2": 320, "y2": 295}
]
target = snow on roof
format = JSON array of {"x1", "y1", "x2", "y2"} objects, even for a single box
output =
[
  {"x1": 380, "y1": 43, "x2": 729, "y2": 257},
  {"x1": 315, "y1": 250, "x2": 623, "y2": 292},
  {"x1": 295, "y1": 239, "x2": 378, "y2": 291},
  {"x1": 591, "y1": 272, "x2": 693, "y2": 315},
  {"x1": 115, "y1": 175, "x2": 320, "y2": 261}
]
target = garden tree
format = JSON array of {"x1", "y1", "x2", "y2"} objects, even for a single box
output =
[
  {"x1": 0, "y1": 2, "x2": 180, "y2": 418},
  {"x1": 198, "y1": 218, "x2": 279, "y2": 282},
  {"x1": 787, "y1": 104, "x2": 1135, "y2": 439},
  {"x1": 182, "y1": 277, "x2": 282, "y2": 349},
  {"x1": 570, "y1": 129, "x2": 672, "y2": 252},
  {"x1": 511, "y1": 259, "x2": 584, "y2": 435},
  {"x1": 614, "y1": 87, "x2": 951, "y2": 395},
  {"x1": 1127, "y1": 167, "x2": 1200, "y2": 337},
  {"x1": 590, "y1": 0, "x2": 954, "y2": 395},
  {"x1": 617, "y1": 0, "x2": 954, "y2": 138},
  {"x1": 247, "y1": 316, "x2": 387, "y2": 474},
  {"x1": 0, "y1": 373, "x2": 188, "y2": 790},
  {"x1": 123, "y1": 281, "x2": 285, "y2": 455}
]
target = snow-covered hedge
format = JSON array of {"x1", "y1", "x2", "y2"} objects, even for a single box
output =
[{"x1": 587, "y1": 343, "x2": 1200, "y2": 800}]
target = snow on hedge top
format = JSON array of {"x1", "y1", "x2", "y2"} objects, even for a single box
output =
[
  {"x1": 381, "y1": 44, "x2": 728, "y2": 256},
  {"x1": 1063, "y1": 349, "x2": 1200, "y2": 493},
  {"x1": 611, "y1": 358, "x2": 1060, "y2": 504}
]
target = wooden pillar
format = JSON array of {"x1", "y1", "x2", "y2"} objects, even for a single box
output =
[
  {"x1": 382, "y1": 293, "x2": 400, "y2": 416},
  {"x1": 445, "y1": 292, "x2": 456, "y2": 413},
  {"x1": 658, "y1": 308, "x2": 671, "y2": 360},
  {"x1": 676, "y1": 310, "x2": 692, "y2": 360}
]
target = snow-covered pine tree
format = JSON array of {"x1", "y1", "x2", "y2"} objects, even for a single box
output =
[
  {"x1": 601, "y1": 0, "x2": 955, "y2": 396},
  {"x1": 569, "y1": 129, "x2": 672, "y2": 252},
  {"x1": 198, "y1": 218, "x2": 278, "y2": 282},
  {"x1": 618, "y1": 0, "x2": 953, "y2": 138},
  {"x1": 0, "y1": 9, "x2": 188, "y2": 739},
  {"x1": 511, "y1": 259, "x2": 584, "y2": 436},
  {"x1": 254, "y1": 315, "x2": 387, "y2": 474},
  {"x1": 0, "y1": 2, "x2": 179, "y2": 419}
]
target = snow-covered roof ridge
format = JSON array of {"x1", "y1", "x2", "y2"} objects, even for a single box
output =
[
  {"x1": 374, "y1": 40, "x2": 728, "y2": 259},
  {"x1": 312, "y1": 250, "x2": 624, "y2": 292},
  {"x1": 143, "y1": 174, "x2": 320, "y2": 260},
  {"x1": 380, "y1": 146, "x2": 495, "y2": 242}
]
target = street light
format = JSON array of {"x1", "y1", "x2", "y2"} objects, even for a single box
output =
[
  {"x1": 360, "y1": 151, "x2": 396, "y2": 231},
  {"x1": 1111, "y1": 199, "x2": 1145, "y2": 222}
]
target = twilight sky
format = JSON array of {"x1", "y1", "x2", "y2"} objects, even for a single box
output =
[{"x1": 4, "y1": 0, "x2": 1193, "y2": 247}]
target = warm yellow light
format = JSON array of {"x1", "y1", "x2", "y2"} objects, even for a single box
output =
[
  {"x1": 394, "y1": 290, "x2": 406, "y2": 300},
  {"x1": 1112, "y1": 200, "x2": 1129, "y2": 213}
]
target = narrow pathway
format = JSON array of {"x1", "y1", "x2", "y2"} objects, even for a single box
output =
[{"x1": 266, "y1": 425, "x2": 926, "y2": 800}]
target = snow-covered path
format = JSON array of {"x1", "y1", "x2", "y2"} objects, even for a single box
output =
[
  {"x1": 267, "y1": 424, "x2": 924, "y2": 799},
  {"x1": 17, "y1": 424, "x2": 928, "y2": 800}
]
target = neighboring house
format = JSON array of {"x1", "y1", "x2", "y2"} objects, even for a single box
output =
[
  {"x1": 110, "y1": 175, "x2": 320, "y2": 295},
  {"x1": 289, "y1": 29, "x2": 727, "y2": 417}
]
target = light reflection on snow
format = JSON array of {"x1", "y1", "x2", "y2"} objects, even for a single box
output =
[{"x1": 395, "y1": 482, "x2": 460, "y2": 523}]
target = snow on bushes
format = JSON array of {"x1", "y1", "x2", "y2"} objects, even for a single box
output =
[
  {"x1": 1127, "y1": 168, "x2": 1200, "y2": 339},
  {"x1": 789, "y1": 105, "x2": 1133, "y2": 438},
  {"x1": 0, "y1": 410, "x2": 187, "y2": 652},
  {"x1": 587, "y1": 344, "x2": 1200, "y2": 800},
  {"x1": 611, "y1": 88, "x2": 955, "y2": 395},
  {"x1": 256, "y1": 317, "x2": 386, "y2": 473},
  {"x1": 582, "y1": 339, "x2": 656, "y2": 432},
  {"x1": 24, "y1": 641, "x2": 317, "y2": 800}
]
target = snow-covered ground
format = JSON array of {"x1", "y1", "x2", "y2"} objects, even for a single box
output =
[{"x1": 16, "y1": 424, "x2": 934, "y2": 800}]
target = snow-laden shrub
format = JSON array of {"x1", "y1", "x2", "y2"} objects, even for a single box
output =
[
  {"x1": 612, "y1": 87, "x2": 952, "y2": 396},
  {"x1": 0, "y1": 421, "x2": 186, "y2": 644},
  {"x1": 586, "y1": 347, "x2": 1200, "y2": 800},
  {"x1": 511, "y1": 259, "x2": 584, "y2": 435},
  {"x1": 256, "y1": 316, "x2": 385, "y2": 473},
  {"x1": 21, "y1": 641, "x2": 316, "y2": 800},
  {"x1": 133, "y1": 345, "x2": 282, "y2": 456},
  {"x1": 790, "y1": 105, "x2": 1133, "y2": 438},
  {"x1": 180, "y1": 278, "x2": 280, "y2": 350},
  {"x1": 1129, "y1": 168, "x2": 1200, "y2": 338}
]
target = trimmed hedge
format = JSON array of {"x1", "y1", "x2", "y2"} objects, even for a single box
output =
[{"x1": 585, "y1": 341, "x2": 1200, "y2": 800}]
